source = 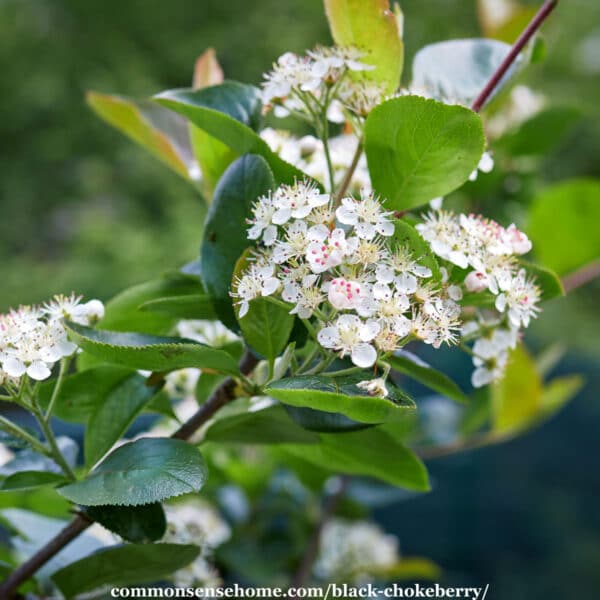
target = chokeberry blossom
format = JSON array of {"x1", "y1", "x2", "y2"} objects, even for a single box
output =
[
  {"x1": 233, "y1": 183, "x2": 541, "y2": 388},
  {"x1": 0, "y1": 294, "x2": 104, "y2": 383}
]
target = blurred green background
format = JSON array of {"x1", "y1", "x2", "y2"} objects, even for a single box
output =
[{"x1": 1, "y1": 0, "x2": 598, "y2": 597}]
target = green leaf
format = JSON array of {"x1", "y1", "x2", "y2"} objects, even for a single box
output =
[
  {"x1": 201, "y1": 154, "x2": 275, "y2": 330},
  {"x1": 540, "y1": 375, "x2": 584, "y2": 419},
  {"x1": 38, "y1": 367, "x2": 136, "y2": 423},
  {"x1": 284, "y1": 428, "x2": 429, "y2": 491},
  {"x1": 84, "y1": 503, "x2": 166, "y2": 543},
  {"x1": 139, "y1": 294, "x2": 216, "y2": 320},
  {"x1": 84, "y1": 375, "x2": 159, "y2": 468},
  {"x1": 52, "y1": 543, "x2": 200, "y2": 597},
  {"x1": 520, "y1": 260, "x2": 564, "y2": 301},
  {"x1": 239, "y1": 298, "x2": 294, "y2": 362},
  {"x1": 388, "y1": 351, "x2": 468, "y2": 404},
  {"x1": 65, "y1": 322, "x2": 239, "y2": 374},
  {"x1": 412, "y1": 39, "x2": 523, "y2": 108},
  {"x1": 266, "y1": 374, "x2": 416, "y2": 425},
  {"x1": 58, "y1": 438, "x2": 208, "y2": 506},
  {"x1": 87, "y1": 91, "x2": 196, "y2": 181},
  {"x1": 324, "y1": 0, "x2": 404, "y2": 93},
  {"x1": 284, "y1": 405, "x2": 373, "y2": 433},
  {"x1": 391, "y1": 219, "x2": 441, "y2": 280},
  {"x1": 154, "y1": 83, "x2": 304, "y2": 185},
  {"x1": 365, "y1": 96, "x2": 485, "y2": 210},
  {"x1": 495, "y1": 107, "x2": 581, "y2": 157},
  {"x1": 204, "y1": 402, "x2": 319, "y2": 444},
  {"x1": 0, "y1": 471, "x2": 67, "y2": 492},
  {"x1": 99, "y1": 273, "x2": 206, "y2": 336},
  {"x1": 491, "y1": 345, "x2": 543, "y2": 434},
  {"x1": 527, "y1": 178, "x2": 600, "y2": 275}
]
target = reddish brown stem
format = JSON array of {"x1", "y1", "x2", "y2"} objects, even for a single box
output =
[
  {"x1": 471, "y1": 0, "x2": 559, "y2": 113},
  {"x1": 562, "y1": 259, "x2": 600, "y2": 293}
]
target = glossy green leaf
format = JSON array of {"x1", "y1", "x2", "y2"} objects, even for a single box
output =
[
  {"x1": 204, "y1": 403, "x2": 319, "y2": 444},
  {"x1": 58, "y1": 438, "x2": 207, "y2": 506},
  {"x1": 266, "y1": 373, "x2": 416, "y2": 424},
  {"x1": 540, "y1": 375, "x2": 584, "y2": 418},
  {"x1": 98, "y1": 273, "x2": 205, "y2": 335},
  {"x1": 389, "y1": 351, "x2": 468, "y2": 404},
  {"x1": 52, "y1": 543, "x2": 199, "y2": 597},
  {"x1": 324, "y1": 0, "x2": 404, "y2": 92},
  {"x1": 201, "y1": 154, "x2": 275, "y2": 330},
  {"x1": 520, "y1": 260, "x2": 564, "y2": 301},
  {"x1": 38, "y1": 367, "x2": 155, "y2": 423},
  {"x1": 0, "y1": 471, "x2": 67, "y2": 492},
  {"x1": 139, "y1": 294, "x2": 216, "y2": 320},
  {"x1": 84, "y1": 503, "x2": 166, "y2": 543},
  {"x1": 491, "y1": 345, "x2": 543, "y2": 434},
  {"x1": 365, "y1": 96, "x2": 485, "y2": 209},
  {"x1": 495, "y1": 107, "x2": 581, "y2": 157},
  {"x1": 87, "y1": 91, "x2": 196, "y2": 180},
  {"x1": 392, "y1": 219, "x2": 441, "y2": 281},
  {"x1": 154, "y1": 83, "x2": 304, "y2": 185},
  {"x1": 284, "y1": 428, "x2": 429, "y2": 491},
  {"x1": 239, "y1": 298, "x2": 294, "y2": 362},
  {"x1": 528, "y1": 179, "x2": 600, "y2": 275},
  {"x1": 84, "y1": 375, "x2": 159, "y2": 468},
  {"x1": 412, "y1": 39, "x2": 522, "y2": 108},
  {"x1": 284, "y1": 405, "x2": 373, "y2": 433},
  {"x1": 65, "y1": 322, "x2": 238, "y2": 374}
]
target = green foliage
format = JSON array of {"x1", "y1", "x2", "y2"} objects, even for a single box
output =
[
  {"x1": 388, "y1": 351, "x2": 468, "y2": 404},
  {"x1": 58, "y1": 438, "x2": 207, "y2": 506},
  {"x1": 51, "y1": 543, "x2": 200, "y2": 597},
  {"x1": 139, "y1": 294, "x2": 216, "y2": 320},
  {"x1": 84, "y1": 375, "x2": 159, "y2": 468},
  {"x1": 391, "y1": 219, "x2": 442, "y2": 280},
  {"x1": 84, "y1": 503, "x2": 167, "y2": 543},
  {"x1": 284, "y1": 428, "x2": 429, "y2": 490},
  {"x1": 65, "y1": 322, "x2": 239, "y2": 374},
  {"x1": 324, "y1": 0, "x2": 404, "y2": 92},
  {"x1": 204, "y1": 402, "x2": 319, "y2": 444},
  {"x1": 365, "y1": 96, "x2": 485, "y2": 209},
  {"x1": 520, "y1": 261, "x2": 564, "y2": 301},
  {"x1": 201, "y1": 154, "x2": 275, "y2": 330},
  {"x1": 0, "y1": 472, "x2": 67, "y2": 492},
  {"x1": 284, "y1": 405, "x2": 373, "y2": 433},
  {"x1": 86, "y1": 92, "x2": 196, "y2": 181},
  {"x1": 266, "y1": 374, "x2": 415, "y2": 425},
  {"x1": 154, "y1": 84, "x2": 304, "y2": 185},
  {"x1": 528, "y1": 179, "x2": 600, "y2": 274}
]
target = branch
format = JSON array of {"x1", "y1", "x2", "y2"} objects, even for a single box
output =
[
  {"x1": 0, "y1": 351, "x2": 258, "y2": 599},
  {"x1": 290, "y1": 475, "x2": 350, "y2": 588},
  {"x1": 471, "y1": 0, "x2": 559, "y2": 113},
  {"x1": 562, "y1": 259, "x2": 600, "y2": 294}
]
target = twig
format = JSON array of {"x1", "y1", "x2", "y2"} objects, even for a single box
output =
[
  {"x1": 471, "y1": 0, "x2": 559, "y2": 113},
  {"x1": 0, "y1": 351, "x2": 258, "y2": 598},
  {"x1": 0, "y1": 512, "x2": 93, "y2": 597},
  {"x1": 290, "y1": 475, "x2": 350, "y2": 588},
  {"x1": 333, "y1": 138, "x2": 363, "y2": 205},
  {"x1": 562, "y1": 259, "x2": 600, "y2": 294}
]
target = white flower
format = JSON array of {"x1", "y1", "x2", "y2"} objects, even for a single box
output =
[
  {"x1": 176, "y1": 320, "x2": 239, "y2": 347},
  {"x1": 42, "y1": 293, "x2": 104, "y2": 325},
  {"x1": 317, "y1": 315, "x2": 380, "y2": 368},
  {"x1": 261, "y1": 52, "x2": 320, "y2": 106},
  {"x1": 272, "y1": 181, "x2": 329, "y2": 225},
  {"x1": 325, "y1": 277, "x2": 368, "y2": 311},
  {"x1": 469, "y1": 151, "x2": 494, "y2": 181},
  {"x1": 470, "y1": 327, "x2": 518, "y2": 388},
  {"x1": 282, "y1": 275, "x2": 325, "y2": 318},
  {"x1": 308, "y1": 46, "x2": 374, "y2": 83},
  {"x1": 416, "y1": 211, "x2": 469, "y2": 269},
  {"x1": 232, "y1": 263, "x2": 280, "y2": 318},
  {"x1": 272, "y1": 220, "x2": 329, "y2": 264},
  {"x1": 336, "y1": 189, "x2": 394, "y2": 240},
  {"x1": 306, "y1": 228, "x2": 358, "y2": 273},
  {"x1": 357, "y1": 377, "x2": 389, "y2": 398},
  {"x1": 495, "y1": 269, "x2": 541, "y2": 327},
  {"x1": 248, "y1": 193, "x2": 278, "y2": 245}
]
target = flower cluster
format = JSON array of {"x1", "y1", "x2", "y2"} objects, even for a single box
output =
[
  {"x1": 233, "y1": 182, "x2": 464, "y2": 375},
  {"x1": 163, "y1": 499, "x2": 231, "y2": 588},
  {"x1": 0, "y1": 294, "x2": 103, "y2": 384},
  {"x1": 314, "y1": 518, "x2": 399, "y2": 583},
  {"x1": 416, "y1": 210, "x2": 540, "y2": 386},
  {"x1": 233, "y1": 182, "x2": 540, "y2": 389},
  {"x1": 261, "y1": 46, "x2": 382, "y2": 121}
]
